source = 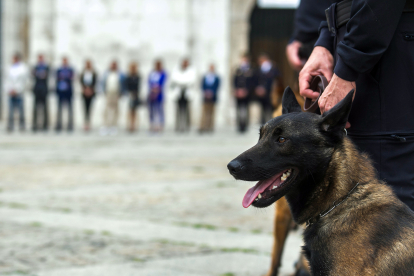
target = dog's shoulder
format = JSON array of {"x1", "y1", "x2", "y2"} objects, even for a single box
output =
[{"x1": 306, "y1": 181, "x2": 414, "y2": 275}]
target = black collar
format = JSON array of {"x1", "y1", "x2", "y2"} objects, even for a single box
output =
[{"x1": 306, "y1": 182, "x2": 360, "y2": 227}]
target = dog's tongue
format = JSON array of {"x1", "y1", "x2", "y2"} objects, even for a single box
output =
[{"x1": 242, "y1": 172, "x2": 283, "y2": 208}]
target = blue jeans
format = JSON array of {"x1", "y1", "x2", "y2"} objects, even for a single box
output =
[
  {"x1": 56, "y1": 97, "x2": 73, "y2": 131},
  {"x1": 149, "y1": 101, "x2": 164, "y2": 128},
  {"x1": 8, "y1": 96, "x2": 25, "y2": 131}
]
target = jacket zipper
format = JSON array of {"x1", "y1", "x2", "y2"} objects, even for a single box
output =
[
  {"x1": 403, "y1": 34, "x2": 414, "y2": 41},
  {"x1": 348, "y1": 133, "x2": 414, "y2": 142},
  {"x1": 390, "y1": 135, "x2": 407, "y2": 142}
]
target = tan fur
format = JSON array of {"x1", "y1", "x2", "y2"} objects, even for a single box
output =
[
  {"x1": 264, "y1": 197, "x2": 293, "y2": 276},
  {"x1": 301, "y1": 138, "x2": 414, "y2": 275}
]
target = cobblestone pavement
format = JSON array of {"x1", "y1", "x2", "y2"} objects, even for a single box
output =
[{"x1": 0, "y1": 129, "x2": 302, "y2": 276}]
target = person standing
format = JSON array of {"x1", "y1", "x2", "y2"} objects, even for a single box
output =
[
  {"x1": 233, "y1": 54, "x2": 254, "y2": 133},
  {"x1": 170, "y1": 59, "x2": 196, "y2": 132},
  {"x1": 299, "y1": 0, "x2": 414, "y2": 210},
  {"x1": 6, "y1": 53, "x2": 28, "y2": 132},
  {"x1": 101, "y1": 60, "x2": 125, "y2": 136},
  {"x1": 254, "y1": 53, "x2": 280, "y2": 125},
  {"x1": 32, "y1": 54, "x2": 49, "y2": 132},
  {"x1": 126, "y1": 62, "x2": 141, "y2": 133},
  {"x1": 80, "y1": 59, "x2": 97, "y2": 132},
  {"x1": 55, "y1": 57, "x2": 74, "y2": 132},
  {"x1": 148, "y1": 60, "x2": 166, "y2": 133},
  {"x1": 199, "y1": 64, "x2": 220, "y2": 133}
]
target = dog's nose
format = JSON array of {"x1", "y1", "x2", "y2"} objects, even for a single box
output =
[{"x1": 227, "y1": 160, "x2": 243, "y2": 174}]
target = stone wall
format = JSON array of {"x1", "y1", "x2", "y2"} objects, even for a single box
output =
[{"x1": 5, "y1": 0, "x2": 238, "y2": 131}]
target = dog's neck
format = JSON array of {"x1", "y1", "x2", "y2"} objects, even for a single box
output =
[{"x1": 286, "y1": 138, "x2": 376, "y2": 224}]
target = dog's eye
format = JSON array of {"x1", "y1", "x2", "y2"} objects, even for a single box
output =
[{"x1": 277, "y1": 137, "x2": 287, "y2": 143}]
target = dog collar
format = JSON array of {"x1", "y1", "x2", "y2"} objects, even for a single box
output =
[{"x1": 306, "y1": 182, "x2": 359, "y2": 227}]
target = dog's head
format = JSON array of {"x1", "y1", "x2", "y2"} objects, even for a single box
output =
[{"x1": 228, "y1": 87, "x2": 354, "y2": 208}]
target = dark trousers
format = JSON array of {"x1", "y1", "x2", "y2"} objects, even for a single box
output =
[
  {"x1": 176, "y1": 97, "x2": 190, "y2": 132},
  {"x1": 236, "y1": 99, "x2": 249, "y2": 133},
  {"x1": 334, "y1": 12, "x2": 414, "y2": 210},
  {"x1": 33, "y1": 97, "x2": 48, "y2": 131},
  {"x1": 259, "y1": 98, "x2": 273, "y2": 125},
  {"x1": 83, "y1": 95, "x2": 94, "y2": 124},
  {"x1": 56, "y1": 97, "x2": 73, "y2": 131},
  {"x1": 7, "y1": 96, "x2": 25, "y2": 131}
]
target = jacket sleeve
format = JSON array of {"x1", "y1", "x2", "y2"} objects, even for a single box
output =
[
  {"x1": 314, "y1": 22, "x2": 335, "y2": 54},
  {"x1": 291, "y1": 0, "x2": 330, "y2": 43},
  {"x1": 334, "y1": 0, "x2": 406, "y2": 81}
]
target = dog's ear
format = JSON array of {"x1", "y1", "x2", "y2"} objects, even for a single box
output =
[
  {"x1": 282, "y1": 86, "x2": 302, "y2": 114},
  {"x1": 319, "y1": 89, "x2": 354, "y2": 135}
]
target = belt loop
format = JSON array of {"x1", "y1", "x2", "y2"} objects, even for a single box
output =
[{"x1": 325, "y1": 3, "x2": 337, "y2": 35}]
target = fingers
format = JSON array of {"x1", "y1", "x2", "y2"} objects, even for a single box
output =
[
  {"x1": 299, "y1": 71, "x2": 312, "y2": 97},
  {"x1": 289, "y1": 53, "x2": 303, "y2": 71},
  {"x1": 322, "y1": 68, "x2": 334, "y2": 83},
  {"x1": 301, "y1": 89, "x2": 320, "y2": 99},
  {"x1": 286, "y1": 41, "x2": 303, "y2": 71},
  {"x1": 318, "y1": 94, "x2": 326, "y2": 114}
]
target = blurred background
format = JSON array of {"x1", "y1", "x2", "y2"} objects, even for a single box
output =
[{"x1": 0, "y1": 0, "x2": 303, "y2": 275}]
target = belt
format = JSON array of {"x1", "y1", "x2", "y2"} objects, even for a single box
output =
[{"x1": 328, "y1": 0, "x2": 414, "y2": 30}]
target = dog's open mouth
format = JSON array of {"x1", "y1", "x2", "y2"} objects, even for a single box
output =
[{"x1": 242, "y1": 168, "x2": 297, "y2": 208}]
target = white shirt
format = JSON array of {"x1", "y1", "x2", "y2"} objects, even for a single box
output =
[
  {"x1": 6, "y1": 62, "x2": 28, "y2": 95},
  {"x1": 170, "y1": 66, "x2": 196, "y2": 100},
  {"x1": 106, "y1": 72, "x2": 119, "y2": 95},
  {"x1": 205, "y1": 73, "x2": 216, "y2": 86},
  {"x1": 83, "y1": 70, "x2": 94, "y2": 86},
  {"x1": 261, "y1": 61, "x2": 272, "y2": 73}
]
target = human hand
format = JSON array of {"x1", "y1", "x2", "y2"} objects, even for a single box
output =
[
  {"x1": 205, "y1": 90, "x2": 213, "y2": 99},
  {"x1": 286, "y1": 40, "x2": 304, "y2": 71},
  {"x1": 255, "y1": 86, "x2": 266, "y2": 97},
  {"x1": 235, "y1": 88, "x2": 247, "y2": 98},
  {"x1": 319, "y1": 73, "x2": 356, "y2": 128},
  {"x1": 299, "y1": 46, "x2": 334, "y2": 100}
]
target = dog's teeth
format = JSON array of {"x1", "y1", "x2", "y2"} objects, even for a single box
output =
[
  {"x1": 255, "y1": 198, "x2": 259, "y2": 201},
  {"x1": 258, "y1": 194, "x2": 262, "y2": 199},
  {"x1": 281, "y1": 175, "x2": 287, "y2": 181},
  {"x1": 273, "y1": 185, "x2": 278, "y2": 189}
]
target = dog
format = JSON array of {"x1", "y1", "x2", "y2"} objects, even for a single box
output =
[{"x1": 228, "y1": 87, "x2": 414, "y2": 275}]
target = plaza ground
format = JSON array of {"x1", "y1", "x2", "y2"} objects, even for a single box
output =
[{"x1": 0, "y1": 128, "x2": 302, "y2": 276}]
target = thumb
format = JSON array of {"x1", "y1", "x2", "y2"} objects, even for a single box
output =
[{"x1": 321, "y1": 68, "x2": 334, "y2": 83}]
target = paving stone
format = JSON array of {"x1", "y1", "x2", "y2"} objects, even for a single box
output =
[{"x1": 0, "y1": 130, "x2": 302, "y2": 276}]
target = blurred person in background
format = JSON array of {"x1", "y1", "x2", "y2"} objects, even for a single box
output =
[
  {"x1": 126, "y1": 62, "x2": 141, "y2": 133},
  {"x1": 170, "y1": 58, "x2": 196, "y2": 132},
  {"x1": 285, "y1": 0, "x2": 330, "y2": 72},
  {"x1": 101, "y1": 60, "x2": 125, "y2": 136},
  {"x1": 80, "y1": 60, "x2": 97, "y2": 132},
  {"x1": 6, "y1": 53, "x2": 28, "y2": 132},
  {"x1": 55, "y1": 56, "x2": 74, "y2": 132},
  {"x1": 233, "y1": 53, "x2": 254, "y2": 133},
  {"x1": 199, "y1": 64, "x2": 220, "y2": 133},
  {"x1": 254, "y1": 53, "x2": 280, "y2": 124},
  {"x1": 148, "y1": 60, "x2": 166, "y2": 133},
  {"x1": 32, "y1": 54, "x2": 49, "y2": 132}
]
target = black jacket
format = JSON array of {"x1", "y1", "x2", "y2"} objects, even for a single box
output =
[
  {"x1": 315, "y1": 0, "x2": 407, "y2": 82},
  {"x1": 291, "y1": 0, "x2": 335, "y2": 43},
  {"x1": 126, "y1": 74, "x2": 141, "y2": 97}
]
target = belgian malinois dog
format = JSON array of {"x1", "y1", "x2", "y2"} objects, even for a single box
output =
[{"x1": 228, "y1": 87, "x2": 414, "y2": 275}]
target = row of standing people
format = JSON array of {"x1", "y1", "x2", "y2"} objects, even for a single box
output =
[
  {"x1": 233, "y1": 53, "x2": 281, "y2": 133},
  {"x1": 6, "y1": 53, "x2": 221, "y2": 134}
]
